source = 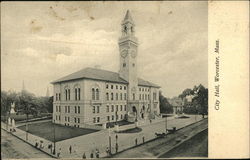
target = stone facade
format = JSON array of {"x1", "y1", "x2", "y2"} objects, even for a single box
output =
[{"x1": 52, "y1": 10, "x2": 160, "y2": 127}]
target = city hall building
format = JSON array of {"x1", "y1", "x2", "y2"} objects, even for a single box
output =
[{"x1": 51, "y1": 10, "x2": 160, "y2": 127}]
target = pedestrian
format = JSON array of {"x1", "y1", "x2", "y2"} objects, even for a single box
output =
[
  {"x1": 95, "y1": 149, "x2": 99, "y2": 158},
  {"x1": 142, "y1": 136, "x2": 145, "y2": 143},
  {"x1": 35, "y1": 140, "x2": 38, "y2": 148},
  {"x1": 106, "y1": 147, "x2": 110, "y2": 156},
  {"x1": 82, "y1": 152, "x2": 86, "y2": 159},
  {"x1": 69, "y1": 145, "x2": 72, "y2": 154},
  {"x1": 115, "y1": 143, "x2": 118, "y2": 153},
  {"x1": 90, "y1": 152, "x2": 94, "y2": 158},
  {"x1": 57, "y1": 148, "x2": 61, "y2": 158}
]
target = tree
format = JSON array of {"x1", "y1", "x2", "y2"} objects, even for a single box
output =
[{"x1": 159, "y1": 91, "x2": 173, "y2": 114}]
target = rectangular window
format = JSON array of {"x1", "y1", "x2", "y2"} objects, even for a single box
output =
[
  {"x1": 124, "y1": 86, "x2": 126, "y2": 90},
  {"x1": 65, "y1": 116, "x2": 67, "y2": 121},
  {"x1": 148, "y1": 94, "x2": 150, "y2": 100},
  {"x1": 65, "y1": 106, "x2": 67, "y2": 113},
  {"x1": 75, "y1": 106, "x2": 77, "y2": 113},
  {"x1": 78, "y1": 88, "x2": 80, "y2": 100},
  {"x1": 120, "y1": 105, "x2": 122, "y2": 111},
  {"x1": 106, "y1": 84, "x2": 109, "y2": 89},
  {"x1": 133, "y1": 93, "x2": 135, "y2": 100},
  {"x1": 68, "y1": 117, "x2": 70, "y2": 122},
  {"x1": 78, "y1": 106, "x2": 80, "y2": 114},
  {"x1": 107, "y1": 116, "x2": 110, "y2": 121},
  {"x1": 78, "y1": 118, "x2": 80, "y2": 123},
  {"x1": 56, "y1": 106, "x2": 58, "y2": 112},
  {"x1": 97, "y1": 106, "x2": 100, "y2": 113},
  {"x1": 59, "y1": 106, "x2": 61, "y2": 112},
  {"x1": 59, "y1": 93, "x2": 61, "y2": 100},
  {"x1": 56, "y1": 115, "x2": 57, "y2": 120},
  {"x1": 139, "y1": 94, "x2": 141, "y2": 100},
  {"x1": 124, "y1": 105, "x2": 127, "y2": 111},
  {"x1": 93, "y1": 117, "x2": 96, "y2": 123},
  {"x1": 56, "y1": 94, "x2": 58, "y2": 101},
  {"x1": 116, "y1": 85, "x2": 118, "y2": 89},
  {"x1": 116, "y1": 105, "x2": 118, "y2": 112},
  {"x1": 93, "y1": 106, "x2": 95, "y2": 113},
  {"x1": 74, "y1": 117, "x2": 77, "y2": 123},
  {"x1": 111, "y1": 85, "x2": 113, "y2": 89},
  {"x1": 106, "y1": 105, "x2": 109, "y2": 112},
  {"x1": 120, "y1": 86, "x2": 122, "y2": 90},
  {"x1": 116, "y1": 114, "x2": 118, "y2": 120},
  {"x1": 121, "y1": 114, "x2": 123, "y2": 119},
  {"x1": 68, "y1": 106, "x2": 70, "y2": 113},
  {"x1": 97, "y1": 117, "x2": 100, "y2": 122},
  {"x1": 124, "y1": 93, "x2": 127, "y2": 100},
  {"x1": 111, "y1": 105, "x2": 114, "y2": 112},
  {"x1": 112, "y1": 115, "x2": 114, "y2": 120}
]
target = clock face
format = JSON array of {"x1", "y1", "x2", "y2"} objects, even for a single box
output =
[
  {"x1": 131, "y1": 50, "x2": 136, "y2": 58},
  {"x1": 121, "y1": 50, "x2": 128, "y2": 58}
]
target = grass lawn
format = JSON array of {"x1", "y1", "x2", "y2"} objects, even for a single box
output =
[{"x1": 17, "y1": 121, "x2": 99, "y2": 142}]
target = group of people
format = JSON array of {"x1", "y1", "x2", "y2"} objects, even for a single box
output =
[{"x1": 69, "y1": 145, "x2": 100, "y2": 159}]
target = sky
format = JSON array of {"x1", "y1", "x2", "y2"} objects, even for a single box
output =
[{"x1": 1, "y1": 1, "x2": 208, "y2": 98}]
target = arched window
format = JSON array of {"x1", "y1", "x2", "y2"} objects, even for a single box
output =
[
  {"x1": 111, "y1": 93, "x2": 114, "y2": 100},
  {"x1": 96, "y1": 89, "x2": 99, "y2": 100},
  {"x1": 106, "y1": 93, "x2": 109, "y2": 100},
  {"x1": 92, "y1": 88, "x2": 95, "y2": 100}
]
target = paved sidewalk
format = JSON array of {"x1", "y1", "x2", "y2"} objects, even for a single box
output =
[{"x1": 1, "y1": 114, "x2": 204, "y2": 159}]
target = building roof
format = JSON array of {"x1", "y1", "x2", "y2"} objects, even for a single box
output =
[{"x1": 51, "y1": 67, "x2": 160, "y2": 88}]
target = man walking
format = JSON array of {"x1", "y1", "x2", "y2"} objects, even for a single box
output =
[{"x1": 69, "y1": 145, "x2": 72, "y2": 154}]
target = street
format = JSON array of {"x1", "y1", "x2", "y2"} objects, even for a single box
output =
[
  {"x1": 1, "y1": 129, "x2": 53, "y2": 159},
  {"x1": 111, "y1": 119, "x2": 208, "y2": 158}
]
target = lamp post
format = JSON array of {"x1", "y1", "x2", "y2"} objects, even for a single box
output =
[
  {"x1": 25, "y1": 105, "x2": 29, "y2": 141},
  {"x1": 165, "y1": 114, "x2": 168, "y2": 134},
  {"x1": 115, "y1": 134, "x2": 118, "y2": 153},
  {"x1": 108, "y1": 124, "x2": 111, "y2": 155},
  {"x1": 53, "y1": 119, "x2": 56, "y2": 155}
]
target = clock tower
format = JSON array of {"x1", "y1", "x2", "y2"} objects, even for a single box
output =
[{"x1": 119, "y1": 10, "x2": 138, "y2": 101}]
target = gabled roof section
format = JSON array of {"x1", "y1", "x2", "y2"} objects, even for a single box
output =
[
  {"x1": 51, "y1": 67, "x2": 128, "y2": 84},
  {"x1": 51, "y1": 67, "x2": 160, "y2": 88}
]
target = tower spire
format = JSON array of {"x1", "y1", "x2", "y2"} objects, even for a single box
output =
[{"x1": 122, "y1": 10, "x2": 134, "y2": 24}]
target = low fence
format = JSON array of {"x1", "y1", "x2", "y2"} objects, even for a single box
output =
[
  {"x1": 117, "y1": 123, "x2": 136, "y2": 132},
  {"x1": 81, "y1": 123, "x2": 103, "y2": 130}
]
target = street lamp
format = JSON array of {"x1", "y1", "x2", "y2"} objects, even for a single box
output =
[
  {"x1": 25, "y1": 104, "x2": 29, "y2": 141},
  {"x1": 108, "y1": 123, "x2": 112, "y2": 155},
  {"x1": 115, "y1": 134, "x2": 118, "y2": 153},
  {"x1": 53, "y1": 119, "x2": 56, "y2": 155}
]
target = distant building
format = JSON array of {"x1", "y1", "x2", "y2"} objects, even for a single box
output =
[
  {"x1": 51, "y1": 10, "x2": 160, "y2": 127},
  {"x1": 169, "y1": 97, "x2": 184, "y2": 114}
]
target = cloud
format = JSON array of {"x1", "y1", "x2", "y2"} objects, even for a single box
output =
[{"x1": 1, "y1": 1, "x2": 207, "y2": 97}]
